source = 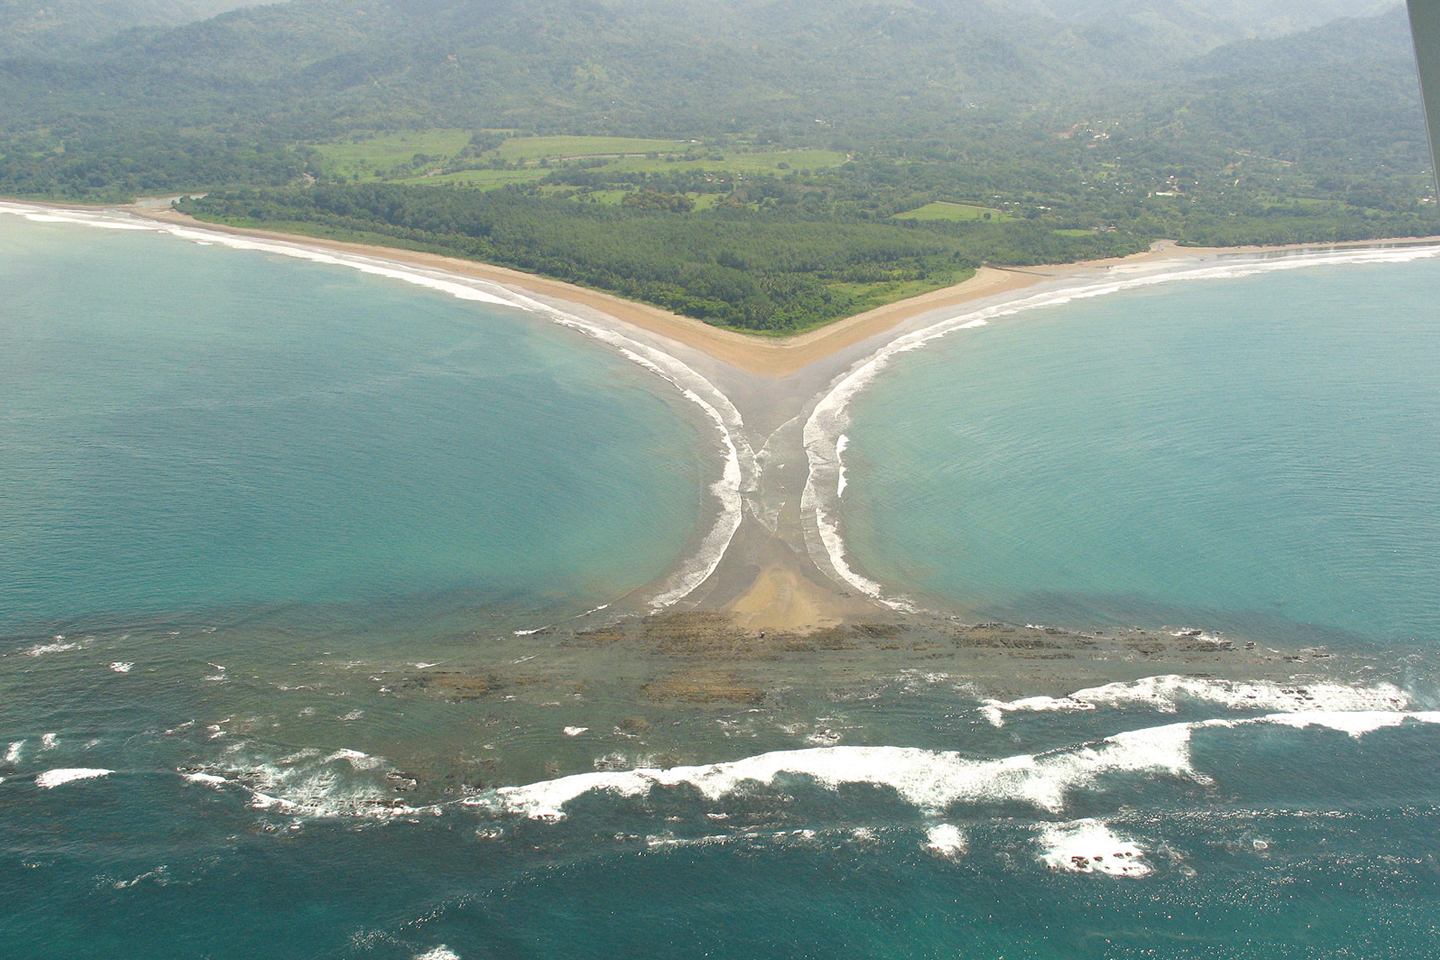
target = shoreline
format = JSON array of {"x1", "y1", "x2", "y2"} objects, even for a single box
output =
[
  {"x1": 10, "y1": 196, "x2": 1440, "y2": 376},
  {"x1": 7, "y1": 197, "x2": 1440, "y2": 635},
  {"x1": 797, "y1": 240, "x2": 1440, "y2": 616},
  {"x1": 116, "y1": 211, "x2": 1440, "y2": 376}
]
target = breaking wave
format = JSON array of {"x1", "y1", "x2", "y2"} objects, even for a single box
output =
[
  {"x1": 475, "y1": 709, "x2": 1440, "y2": 823},
  {"x1": 979, "y1": 674, "x2": 1413, "y2": 726}
]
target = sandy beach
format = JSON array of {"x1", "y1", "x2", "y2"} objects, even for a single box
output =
[
  {"x1": 134, "y1": 206, "x2": 1048, "y2": 377},
  {"x1": 128, "y1": 207, "x2": 1440, "y2": 376},
  {"x1": 12, "y1": 198, "x2": 1440, "y2": 635}
]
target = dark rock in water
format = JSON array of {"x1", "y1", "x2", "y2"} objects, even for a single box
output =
[
  {"x1": 386, "y1": 771, "x2": 419, "y2": 792},
  {"x1": 399, "y1": 670, "x2": 498, "y2": 702},
  {"x1": 641, "y1": 669, "x2": 764, "y2": 705}
]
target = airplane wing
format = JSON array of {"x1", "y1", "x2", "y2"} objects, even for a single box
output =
[{"x1": 1411, "y1": 0, "x2": 1440, "y2": 188}]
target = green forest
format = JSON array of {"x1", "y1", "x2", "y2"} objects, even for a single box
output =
[
  {"x1": 181, "y1": 185, "x2": 1139, "y2": 331},
  {"x1": 1, "y1": 0, "x2": 1436, "y2": 331}
]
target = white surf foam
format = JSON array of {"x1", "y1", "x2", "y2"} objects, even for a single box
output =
[
  {"x1": 19, "y1": 211, "x2": 153, "y2": 231},
  {"x1": 609, "y1": 348, "x2": 748, "y2": 611},
  {"x1": 186, "y1": 743, "x2": 435, "y2": 819},
  {"x1": 415, "y1": 949, "x2": 461, "y2": 960},
  {"x1": 5, "y1": 741, "x2": 23, "y2": 764},
  {"x1": 1038, "y1": 818, "x2": 1151, "y2": 877},
  {"x1": 1210, "y1": 709, "x2": 1440, "y2": 740},
  {"x1": 109, "y1": 662, "x2": 134, "y2": 674},
  {"x1": 924, "y1": 823, "x2": 968, "y2": 860},
  {"x1": 110, "y1": 865, "x2": 170, "y2": 890},
  {"x1": 800, "y1": 243, "x2": 1440, "y2": 606},
  {"x1": 40, "y1": 733, "x2": 58, "y2": 751},
  {"x1": 980, "y1": 675, "x2": 1412, "y2": 726},
  {"x1": 36, "y1": 768, "x2": 113, "y2": 789},
  {"x1": 0, "y1": 201, "x2": 755, "y2": 613},
  {"x1": 564, "y1": 727, "x2": 590, "y2": 737},
  {"x1": 484, "y1": 722, "x2": 1204, "y2": 821},
  {"x1": 25, "y1": 638, "x2": 82, "y2": 657},
  {"x1": 485, "y1": 708, "x2": 1440, "y2": 823}
]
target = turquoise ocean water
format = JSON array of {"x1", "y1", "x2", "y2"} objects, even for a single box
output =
[
  {"x1": 4, "y1": 214, "x2": 1440, "y2": 959},
  {"x1": 844, "y1": 259, "x2": 1440, "y2": 647}
]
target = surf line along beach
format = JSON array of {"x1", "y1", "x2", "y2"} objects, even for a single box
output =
[{"x1": 8, "y1": 199, "x2": 1440, "y2": 635}]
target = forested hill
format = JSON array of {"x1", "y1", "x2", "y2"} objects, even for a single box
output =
[
  {"x1": 0, "y1": 0, "x2": 1412, "y2": 138},
  {"x1": 1, "y1": 0, "x2": 1435, "y2": 332},
  {"x1": 0, "y1": 0, "x2": 268, "y2": 57}
]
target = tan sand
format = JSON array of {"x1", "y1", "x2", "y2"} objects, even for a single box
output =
[
  {"x1": 727, "y1": 565, "x2": 845, "y2": 633},
  {"x1": 132, "y1": 209, "x2": 1440, "y2": 375},
  {"x1": 6, "y1": 200, "x2": 1417, "y2": 377},
  {"x1": 135, "y1": 207, "x2": 1052, "y2": 376}
]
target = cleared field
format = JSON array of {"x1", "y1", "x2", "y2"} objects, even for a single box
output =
[
  {"x1": 597, "y1": 149, "x2": 848, "y2": 175},
  {"x1": 313, "y1": 129, "x2": 473, "y2": 179},
  {"x1": 824, "y1": 270, "x2": 974, "y2": 320},
  {"x1": 894, "y1": 200, "x2": 1009, "y2": 222},
  {"x1": 398, "y1": 168, "x2": 551, "y2": 188},
  {"x1": 491, "y1": 135, "x2": 698, "y2": 162},
  {"x1": 393, "y1": 145, "x2": 848, "y2": 192}
]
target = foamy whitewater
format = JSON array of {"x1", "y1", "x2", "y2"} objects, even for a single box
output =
[
  {"x1": 35, "y1": 768, "x2": 114, "y2": 789},
  {"x1": 801, "y1": 243, "x2": 1440, "y2": 608},
  {"x1": 481, "y1": 709, "x2": 1440, "y2": 823},
  {"x1": 980, "y1": 675, "x2": 1414, "y2": 727},
  {"x1": 0, "y1": 201, "x2": 750, "y2": 614},
  {"x1": 1038, "y1": 819, "x2": 1151, "y2": 877}
]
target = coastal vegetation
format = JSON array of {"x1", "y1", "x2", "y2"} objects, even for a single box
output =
[
  {"x1": 1, "y1": 0, "x2": 1436, "y2": 331},
  {"x1": 183, "y1": 185, "x2": 1133, "y2": 331}
]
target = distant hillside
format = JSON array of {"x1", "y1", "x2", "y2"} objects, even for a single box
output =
[
  {"x1": 0, "y1": 0, "x2": 1420, "y2": 142},
  {"x1": 0, "y1": 0, "x2": 274, "y2": 57},
  {"x1": 0, "y1": 0, "x2": 1433, "y2": 330},
  {"x1": 1178, "y1": 6, "x2": 1425, "y2": 159},
  {"x1": 0, "y1": 0, "x2": 1427, "y2": 199},
  {"x1": 1014, "y1": 0, "x2": 1398, "y2": 40}
]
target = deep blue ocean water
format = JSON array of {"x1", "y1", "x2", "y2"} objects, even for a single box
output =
[{"x1": 4, "y1": 215, "x2": 1440, "y2": 959}]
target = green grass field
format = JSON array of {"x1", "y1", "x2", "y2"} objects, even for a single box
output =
[
  {"x1": 489, "y1": 135, "x2": 699, "y2": 162},
  {"x1": 894, "y1": 200, "x2": 1009, "y2": 222},
  {"x1": 396, "y1": 168, "x2": 551, "y2": 188},
  {"x1": 321, "y1": 132, "x2": 850, "y2": 193},
  {"x1": 545, "y1": 188, "x2": 729, "y2": 209},
  {"x1": 313, "y1": 129, "x2": 473, "y2": 179},
  {"x1": 596, "y1": 149, "x2": 848, "y2": 176}
]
